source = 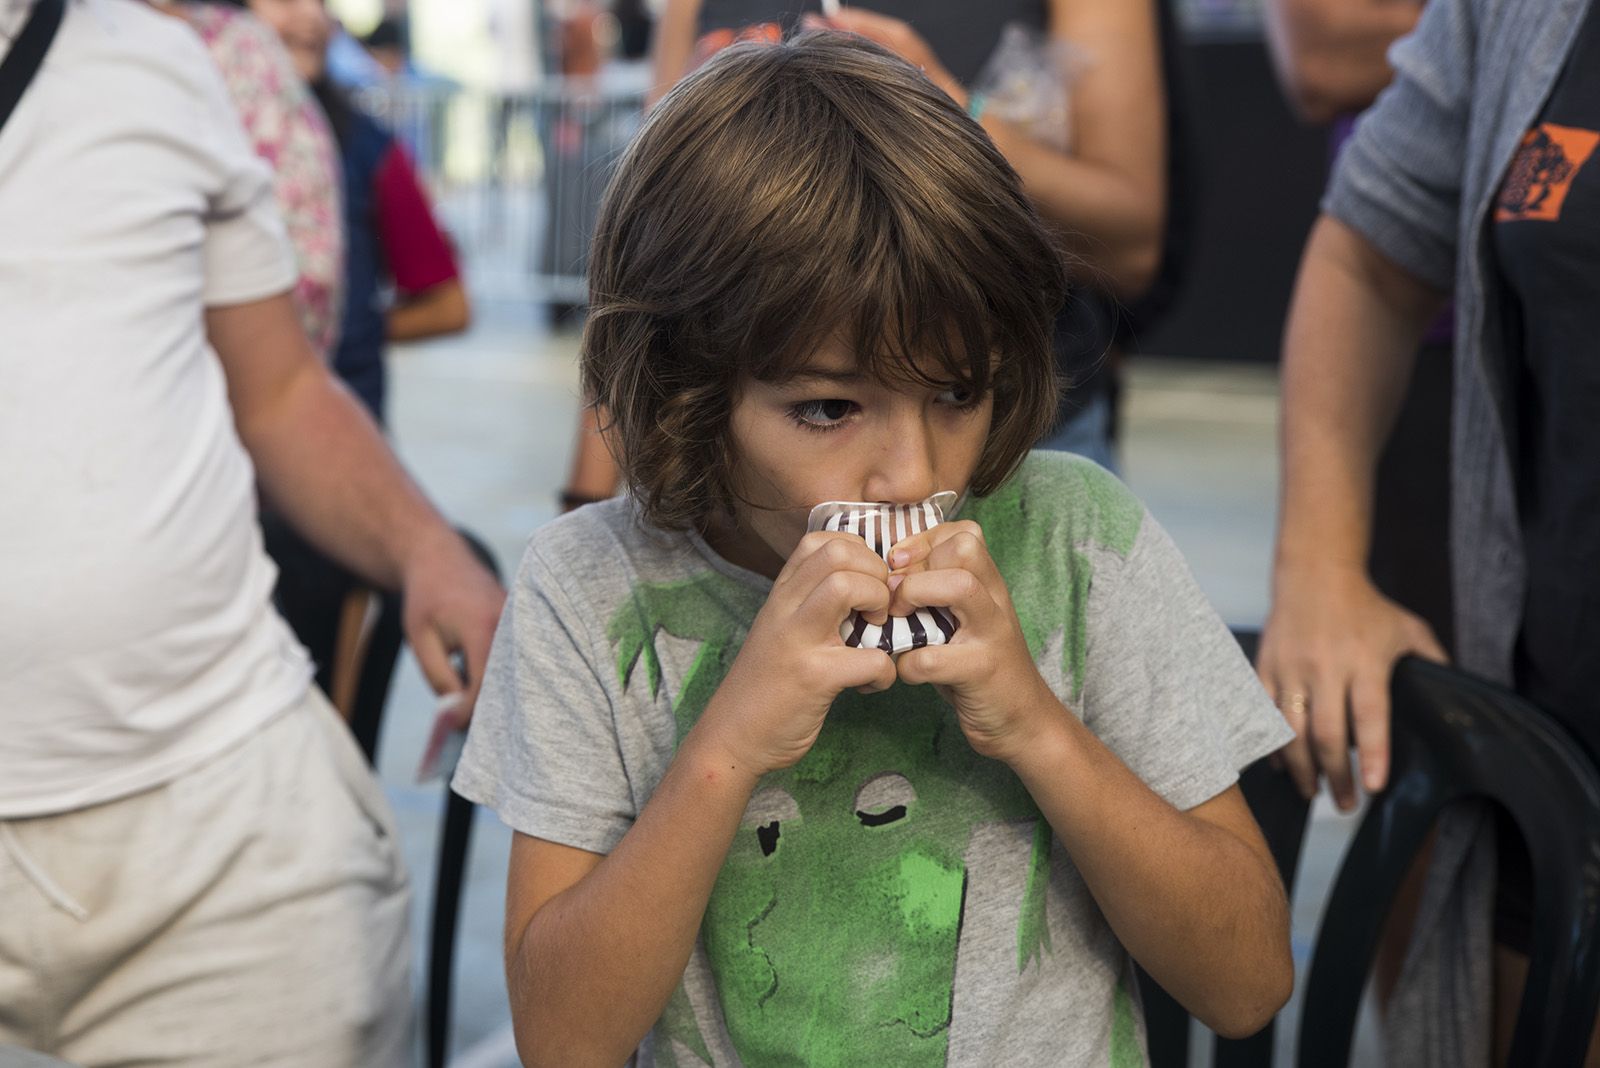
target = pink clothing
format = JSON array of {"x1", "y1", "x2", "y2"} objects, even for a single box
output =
[{"x1": 183, "y1": 3, "x2": 344, "y2": 359}]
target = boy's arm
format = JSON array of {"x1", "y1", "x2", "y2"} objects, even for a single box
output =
[
  {"x1": 891, "y1": 520, "x2": 1292, "y2": 1036},
  {"x1": 503, "y1": 733, "x2": 758, "y2": 1067},
  {"x1": 1009, "y1": 712, "x2": 1293, "y2": 1038},
  {"x1": 500, "y1": 532, "x2": 897, "y2": 1065}
]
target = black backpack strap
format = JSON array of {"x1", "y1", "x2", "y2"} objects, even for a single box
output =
[{"x1": 0, "y1": 0, "x2": 66, "y2": 139}]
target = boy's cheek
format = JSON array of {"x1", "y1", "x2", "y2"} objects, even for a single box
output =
[{"x1": 752, "y1": 511, "x2": 812, "y2": 564}]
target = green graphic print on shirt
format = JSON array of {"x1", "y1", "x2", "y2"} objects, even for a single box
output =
[{"x1": 608, "y1": 463, "x2": 1144, "y2": 1067}]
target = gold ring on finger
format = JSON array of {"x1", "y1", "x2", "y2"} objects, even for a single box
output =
[{"x1": 1283, "y1": 693, "x2": 1310, "y2": 716}]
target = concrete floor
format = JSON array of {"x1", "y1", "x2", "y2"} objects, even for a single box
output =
[{"x1": 373, "y1": 305, "x2": 1381, "y2": 1066}]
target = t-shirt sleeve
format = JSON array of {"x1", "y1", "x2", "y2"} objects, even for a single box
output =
[
  {"x1": 1323, "y1": 0, "x2": 1477, "y2": 291},
  {"x1": 1080, "y1": 509, "x2": 1294, "y2": 812},
  {"x1": 374, "y1": 142, "x2": 460, "y2": 296},
  {"x1": 190, "y1": 37, "x2": 298, "y2": 308},
  {"x1": 452, "y1": 540, "x2": 637, "y2": 854},
  {"x1": 198, "y1": 8, "x2": 343, "y2": 349}
]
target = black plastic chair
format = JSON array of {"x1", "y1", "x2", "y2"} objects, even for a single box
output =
[
  {"x1": 1298, "y1": 657, "x2": 1600, "y2": 1067},
  {"x1": 427, "y1": 786, "x2": 480, "y2": 1068},
  {"x1": 1139, "y1": 644, "x2": 1600, "y2": 1067}
]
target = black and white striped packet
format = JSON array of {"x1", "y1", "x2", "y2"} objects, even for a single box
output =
[{"x1": 806, "y1": 492, "x2": 961, "y2": 657}]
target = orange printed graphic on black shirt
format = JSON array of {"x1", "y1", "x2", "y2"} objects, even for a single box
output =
[{"x1": 1495, "y1": 123, "x2": 1600, "y2": 222}]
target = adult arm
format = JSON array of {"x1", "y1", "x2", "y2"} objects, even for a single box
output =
[
  {"x1": 375, "y1": 142, "x2": 472, "y2": 342},
  {"x1": 389, "y1": 280, "x2": 471, "y2": 341},
  {"x1": 649, "y1": 0, "x2": 705, "y2": 105},
  {"x1": 560, "y1": 403, "x2": 623, "y2": 509},
  {"x1": 1258, "y1": 217, "x2": 1448, "y2": 809},
  {"x1": 1262, "y1": 0, "x2": 1423, "y2": 123},
  {"x1": 823, "y1": 0, "x2": 1166, "y2": 298},
  {"x1": 207, "y1": 292, "x2": 503, "y2": 706},
  {"x1": 1258, "y1": 0, "x2": 1475, "y2": 807}
]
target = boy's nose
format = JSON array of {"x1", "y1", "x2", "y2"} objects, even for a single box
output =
[{"x1": 861, "y1": 415, "x2": 939, "y2": 506}]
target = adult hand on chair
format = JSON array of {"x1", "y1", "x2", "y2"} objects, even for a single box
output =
[
  {"x1": 1257, "y1": 559, "x2": 1447, "y2": 812},
  {"x1": 399, "y1": 524, "x2": 506, "y2": 725}
]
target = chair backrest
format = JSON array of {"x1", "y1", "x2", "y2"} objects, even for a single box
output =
[
  {"x1": 1140, "y1": 642, "x2": 1600, "y2": 1068},
  {"x1": 1298, "y1": 656, "x2": 1600, "y2": 1068}
]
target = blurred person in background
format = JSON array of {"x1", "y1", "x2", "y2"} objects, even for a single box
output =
[
  {"x1": 1258, "y1": 0, "x2": 1600, "y2": 1058},
  {"x1": 560, "y1": 0, "x2": 1184, "y2": 512},
  {"x1": 159, "y1": 0, "x2": 344, "y2": 363},
  {"x1": 231, "y1": 0, "x2": 470, "y2": 420},
  {"x1": 226, "y1": 0, "x2": 473, "y2": 701},
  {"x1": 0, "y1": 0, "x2": 503, "y2": 1062},
  {"x1": 359, "y1": 14, "x2": 408, "y2": 78}
]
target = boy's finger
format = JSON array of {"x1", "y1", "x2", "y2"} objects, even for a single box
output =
[
  {"x1": 779, "y1": 531, "x2": 888, "y2": 591},
  {"x1": 924, "y1": 528, "x2": 1007, "y2": 606},
  {"x1": 797, "y1": 568, "x2": 892, "y2": 636},
  {"x1": 895, "y1": 641, "x2": 985, "y2": 688},
  {"x1": 827, "y1": 645, "x2": 897, "y2": 693},
  {"x1": 888, "y1": 519, "x2": 983, "y2": 567},
  {"x1": 889, "y1": 567, "x2": 998, "y2": 627}
]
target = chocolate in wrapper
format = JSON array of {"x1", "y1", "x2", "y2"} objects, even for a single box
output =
[{"x1": 806, "y1": 492, "x2": 960, "y2": 656}]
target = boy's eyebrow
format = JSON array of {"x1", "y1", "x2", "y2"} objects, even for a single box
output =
[{"x1": 785, "y1": 368, "x2": 865, "y2": 384}]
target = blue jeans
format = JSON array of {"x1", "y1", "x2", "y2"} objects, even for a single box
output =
[{"x1": 1036, "y1": 388, "x2": 1118, "y2": 474}]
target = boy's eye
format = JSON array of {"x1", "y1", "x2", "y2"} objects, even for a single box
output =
[
  {"x1": 936, "y1": 384, "x2": 980, "y2": 408},
  {"x1": 790, "y1": 398, "x2": 857, "y2": 429}
]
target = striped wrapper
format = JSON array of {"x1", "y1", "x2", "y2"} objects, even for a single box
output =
[{"x1": 805, "y1": 492, "x2": 960, "y2": 656}]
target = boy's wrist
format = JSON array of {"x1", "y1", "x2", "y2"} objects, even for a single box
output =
[
  {"x1": 678, "y1": 722, "x2": 765, "y2": 796},
  {"x1": 994, "y1": 684, "x2": 1079, "y2": 779}
]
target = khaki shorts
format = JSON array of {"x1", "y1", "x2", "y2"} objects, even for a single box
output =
[{"x1": 0, "y1": 690, "x2": 413, "y2": 1066}]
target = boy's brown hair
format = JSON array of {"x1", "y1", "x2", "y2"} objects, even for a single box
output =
[{"x1": 583, "y1": 31, "x2": 1069, "y2": 530}]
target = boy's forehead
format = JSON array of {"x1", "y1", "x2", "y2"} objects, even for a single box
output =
[{"x1": 777, "y1": 338, "x2": 971, "y2": 385}]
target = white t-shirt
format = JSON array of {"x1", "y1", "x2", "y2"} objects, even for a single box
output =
[{"x1": 0, "y1": 0, "x2": 313, "y2": 816}]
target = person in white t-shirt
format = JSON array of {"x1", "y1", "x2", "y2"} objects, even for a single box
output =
[{"x1": 0, "y1": 1, "x2": 504, "y2": 1063}]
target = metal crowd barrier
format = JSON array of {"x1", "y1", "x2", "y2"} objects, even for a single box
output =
[{"x1": 351, "y1": 79, "x2": 647, "y2": 304}]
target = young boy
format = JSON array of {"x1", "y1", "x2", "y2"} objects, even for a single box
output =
[{"x1": 453, "y1": 32, "x2": 1294, "y2": 1067}]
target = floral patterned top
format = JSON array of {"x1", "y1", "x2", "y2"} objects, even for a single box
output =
[{"x1": 181, "y1": 3, "x2": 344, "y2": 360}]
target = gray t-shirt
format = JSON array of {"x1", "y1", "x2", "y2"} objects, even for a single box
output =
[{"x1": 454, "y1": 452, "x2": 1291, "y2": 1068}]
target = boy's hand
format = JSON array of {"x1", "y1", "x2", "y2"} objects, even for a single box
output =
[
  {"x1": 692, "y1": 532, "x2": 897, "y2": 778},
  {"x1": 888, "y1": 522, "x2": 1059, "y2": 764}
]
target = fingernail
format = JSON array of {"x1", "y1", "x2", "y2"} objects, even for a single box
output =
[
  {"x1": 890, "y1": 549, "x2": 909, "y2": 567},
  {"x1": 888, "y1": 574, "x2": 903, "y2": 592}
]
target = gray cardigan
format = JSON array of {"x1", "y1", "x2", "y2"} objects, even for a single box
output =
[
  {"x1": 1323, "y1": 0, "x2": 1593, "y2": 1060},
  {"x1": 1326, "y1": 0, "x2": 1595, "y2": 683}
]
